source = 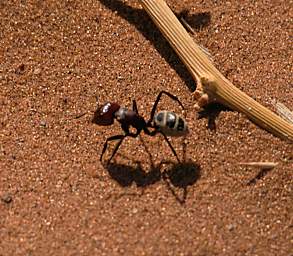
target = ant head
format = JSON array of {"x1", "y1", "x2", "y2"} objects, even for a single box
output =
[{"x1": 92, "y1": 102, "x2": 120, "y2": 126}]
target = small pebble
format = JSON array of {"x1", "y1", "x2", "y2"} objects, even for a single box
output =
[
  {"x1": 40, "y1": 120, "x2": 47, "y2": 127},
  {"x1": 33, "y1": 68, "x2": 41, "y2": 75},
  {"x1": 227, "y1": 224, "x2": 235, "y2": 231},
  {"x1": 1, "y1": 193, "x2": 13, "y2": 204},
  {"x1": 15, "y1": 63, "x2": 25, "y2": 75}
]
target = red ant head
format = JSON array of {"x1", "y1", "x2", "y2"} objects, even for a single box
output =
[{"x1": 92, "y1": 102, "x2": 120, "y2": 126}]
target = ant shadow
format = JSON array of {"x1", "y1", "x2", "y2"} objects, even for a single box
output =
[
  {"x1": 161, "y1": 160, "x2": 201, "y2": 204},
  {"x1": 98, "y1": 0, "x2": 211, "y2": 92},
  {"x1": 103, "y1": 136, "x2": 201, "y2": 205},
  {"x1": 105, "y1": 161, "x2": 161, "y2": 187}
]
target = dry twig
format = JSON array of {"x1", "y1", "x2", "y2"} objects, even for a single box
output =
[
  {"x1": 140, "y1": 0, "x2": 293, "y2": 141},
  {"x1": 272, "y1": 100, "x2": 293, "y2": 124},
  {"x1": 239, "y1": 162, "x2": 278, "y2": 170}
]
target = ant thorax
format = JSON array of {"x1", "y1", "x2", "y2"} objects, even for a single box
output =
[{"x1": 114, "y1": 107, "x2": 128, "y2": 121}]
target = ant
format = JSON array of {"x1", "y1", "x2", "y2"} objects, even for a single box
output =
[{"x1": 92, "y1": 91, "x2": 189, "y2": 163}]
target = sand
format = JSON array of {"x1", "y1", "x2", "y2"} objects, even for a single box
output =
[{"x1": 1, "y1": 1, "x2": 292, "y2": 255}]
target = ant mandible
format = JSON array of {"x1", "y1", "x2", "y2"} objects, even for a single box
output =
[{"x1": 92, "y1": 91, "x2": 189, "y2": 163}]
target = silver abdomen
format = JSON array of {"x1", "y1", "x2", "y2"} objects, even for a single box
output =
[{"x1": 153, "y1": 110, "x2": 188, "y2": 137}]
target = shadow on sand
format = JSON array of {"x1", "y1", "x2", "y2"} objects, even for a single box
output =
[
  {"x1": 99, "y1": 0, "x2": 211, "y2": 92},
  {"x1": 98, "y1": 1, "x2": 230, "y2": 125},
  {"x1": 102, "y1": 134, "x2": 200, "y2": 204},
  {"x1": 104, "y1": 160, "x2": 200, "y2": 205}
]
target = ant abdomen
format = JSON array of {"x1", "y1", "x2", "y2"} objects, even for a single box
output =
[{"x1": 154, "y1": 110, "x2": 188, "y2": 137}]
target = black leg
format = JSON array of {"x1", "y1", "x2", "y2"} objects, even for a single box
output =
[
  {"x1": 148, "y1": 91, "x2": 185, "y2": 124},
  {"x1": 108, "y1": 136, "x2": 126, "y2": 162},
  {"x1": 161, "y1": 132, "x2": 180, "y2": 163},
  {"x1": 100, "y1": 134, "x2": 125, "y2": 162},
  {"x1": 102, "y1": 130, "x2": 142, "y2": 163},
  {"x1": 144, "y1": 116, "x2": 159, "y2": 136},
  {"x1": 108, "y1": 131, "x2": 142, "y2": 163},
  {"x1": 132, "y1": 100, "x2": 138, "y2": 114},
  {"x1": 143, "y1": 126, "x2": 157, "y2": 136}
]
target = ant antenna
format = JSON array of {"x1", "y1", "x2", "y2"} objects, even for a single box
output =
[
  {"x1": 74, "y1": 112, "x2": 89, "y2": 119},
  {"x1": 73, "y1": 95, "x2": 99, "y2": 119}
]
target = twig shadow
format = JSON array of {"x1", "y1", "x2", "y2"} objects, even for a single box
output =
[
  {"x1": 197, "y1": 102, "x2": 232, "y2": 130},
  {"x1": 178, "y1": 10, "x2": 211, "y2": 32},
  {"x1": 247, "y1": 168, "x2": 273, "y2": 186},
  {"x1": 98, "y1": 0, "x2": 211, "y2": 92}
]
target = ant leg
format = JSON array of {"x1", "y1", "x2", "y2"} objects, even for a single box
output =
[
  {"x1": 145, "y1": 127, "x2": 180, "y2": 162},
  {"x1": 148, "y1": 91, "x2": 185, "y2": 124},
  {"x1": 143, "y1": 126, "x2": 158, "y2": 136},
  {"x1": 100, "y1": 134, "x2": 125, "y2": 162},
  {"x1": 161, "y1": 132, "x2": 181, "y2": 163},
  {"x1": 107, "y1": 131, "x2": 142, "y2": 163},
  {"x1": 108, "y1": 136, "x2": 126, "y2": 163},
  {"x1": 132, "y1": 100, "x2": 139, "y2": 114}
]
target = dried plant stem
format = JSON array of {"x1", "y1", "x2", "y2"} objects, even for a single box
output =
[
  {"x1": 140, "y1": 0, "x2": 293, "y2": 141},
  {"x1": 272, "y1": 100, "x2": 293, "y2": 124},
  {"x1": 239, "y1": 162, "x2": 278, "y2": 170}
]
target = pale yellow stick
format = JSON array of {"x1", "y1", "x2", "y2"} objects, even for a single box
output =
[
  {"x1": 140, "y1": 0, "x2": 293, "y2": 141},
  {"x1": 239, "y1": 162, "x2": 278, "y2": 170}
]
